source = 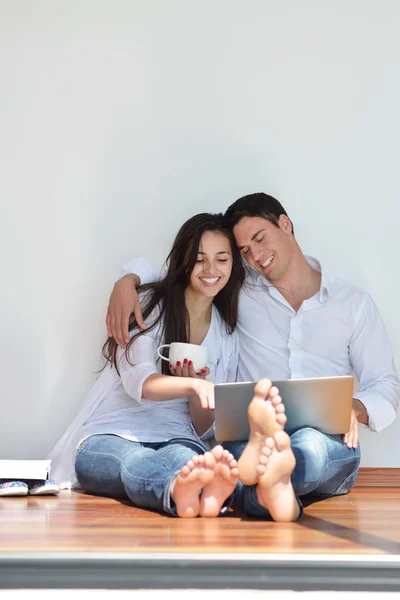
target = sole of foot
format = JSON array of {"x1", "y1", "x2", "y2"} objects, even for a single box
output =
[
  {"x1": 199, "y1": 445, "x2": 239, "y2": 518},
  {"x1": 171, "y1": 452, "x2": 215, "y2": 518},
  {"x1": 255, "y1": 429, "x2": 299, "y2": 523},
  {"x1": 237, "y1": 378, "x2": 287, "y2": 486}
]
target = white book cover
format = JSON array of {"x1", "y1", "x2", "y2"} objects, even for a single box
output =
[{"x1": 0, "y1": 460, "x2": 51, "y2": 481}]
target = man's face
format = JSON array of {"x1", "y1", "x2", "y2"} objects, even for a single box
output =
[{"x1": 233, "y1": 215, "x2": 294, "y2": 280}]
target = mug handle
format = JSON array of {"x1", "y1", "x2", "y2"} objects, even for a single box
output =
[{"x1": 157, "y1": 344, "x2": 171, "y2": 362}]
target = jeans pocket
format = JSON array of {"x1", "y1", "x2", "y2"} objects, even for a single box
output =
[{"x1": 77, "y1": 440, "x2": 87, "y2": 453}]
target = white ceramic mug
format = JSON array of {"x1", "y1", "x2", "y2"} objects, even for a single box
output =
[{"x1": 157, "y1": 342, "x2": 208, "y2": 373}]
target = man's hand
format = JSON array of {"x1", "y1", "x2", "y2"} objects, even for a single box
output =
[
  {"x1": 352, "y1": 398, "x2": 369, "y2": 425},
  {"x1": 106, "y1": 274, "x2": 145, "y2": 347},
  {"x1": 343, "y1": 399, "x2": 369, "y2": 449},
  {"x1": 342, "y1": 409, "x2": 359, "y2": 449}
]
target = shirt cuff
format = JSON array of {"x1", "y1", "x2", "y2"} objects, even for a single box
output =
[
  {"x1": 120, "y1": 257, "x2": 158, "y2": 286},
  {"x1": 353, "y1": 392, "x2": 396, "y2": 433}
]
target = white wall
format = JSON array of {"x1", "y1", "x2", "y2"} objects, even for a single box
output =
[{"x1": 0, "y1": 0, "x2": 399, "y2": 466}]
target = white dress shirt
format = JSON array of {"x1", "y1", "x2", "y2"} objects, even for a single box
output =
[{"x1": 123, "y1": 256, "x2": 400, "y2": 433}]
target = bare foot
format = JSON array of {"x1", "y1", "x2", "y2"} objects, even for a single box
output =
[
  {"x1": 255, "y1": 430, "x2": 299, "y2": 522},
  {"x1": 237, "y1": 379, "x2": 287, "y2": 485},
  {"x1": 199, "y1": 445, "x2": 239, "y2": 518},
  {"x1": 170, "y1": 452, "x2": 215, "y2": 518}
]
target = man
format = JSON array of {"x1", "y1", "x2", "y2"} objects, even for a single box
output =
[{"x1": 106, "y1": 193, "x2": 400, "y2": 512}]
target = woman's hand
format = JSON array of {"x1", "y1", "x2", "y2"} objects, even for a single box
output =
[
  {"x1": 169, "y1": 360, "x2": 210, "y2": 380},
  {"x1": 189, "y1": 379, "x2": 215, "y2": 411}
]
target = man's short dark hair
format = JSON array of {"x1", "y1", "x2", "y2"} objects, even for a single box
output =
[{"x1": 224, "y1": 192, "x2": 293, "y2": 235}]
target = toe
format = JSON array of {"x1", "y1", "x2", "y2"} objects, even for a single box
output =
[
  {"x1": 203, "y1": 452, "x2": 216, "y2": 469},
  {"x1": 274, "y1": 399, "x2": 285, "y2": 411},
  {"x1": 276, "y1": 413, "x2": 287, "y2": 426},
  {"x1": 274, "y1": 429, "x2": 291, "y2": 451},
  {"x1": 256, "y1": 464, "x2": 266, "y2": 476},
  {"x1": 193, "y1": 455, "x2": 204, "y2": 467},
  {"x1": 254, "y1": 378, "x2": 272, "y2": 399},
  {"x1": 265, "y1": 437, "x2": 275, "y2": 450},
  {"x1": 211, "y1": 445, "x2": 224, "y2": 460},
  {"x1": 269, "y1": 386, "x2": 280, "y2": 398},
  {"x1": 261, "y1": 445, "x2": 272, "y2": 458}
]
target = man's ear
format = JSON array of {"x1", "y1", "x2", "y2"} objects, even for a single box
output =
[{"x1": 279, "y1": 214, "x2": 293, "y2": 235}]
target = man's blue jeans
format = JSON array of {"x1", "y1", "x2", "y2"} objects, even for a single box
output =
[
  {"x1": 75, "y1": 434, "x2": 204, "y2": 516},
  {"x1": 223, "y1": 427, "x2": 361, "y2": 517}
]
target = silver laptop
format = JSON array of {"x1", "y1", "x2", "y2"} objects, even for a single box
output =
[{"x1": 214, "y1": 376, "x2": 353, "y2": 441}]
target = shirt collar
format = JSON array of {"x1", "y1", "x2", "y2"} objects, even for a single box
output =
[
  {"x1": 304, "y1": 256, "x2": 335, "y2": 303},
  {"x1": 249, "y1": 255, "x2": 336, "y2": 303}
]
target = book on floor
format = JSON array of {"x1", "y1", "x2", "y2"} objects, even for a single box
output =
[{"x1": 0, "y1": 460, "x2": 51, "y2": 481}]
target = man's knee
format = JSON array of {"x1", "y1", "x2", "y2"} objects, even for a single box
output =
[
  {"x1": 291, "y1": 427, "x2": 361, "y2": 495},
  {"x1": 291, "y1": 427, "x2": 328, "y2": 459},
  {"x1": 291, "y1": 427, "x2": 327, "y2": 485}
]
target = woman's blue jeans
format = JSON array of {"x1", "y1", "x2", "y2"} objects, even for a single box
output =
[
  {"x1": 75, "y1": 434, "x2": 204, "y2": 516},
  {"x1": 223, "y1": 426, "x2": 361, "y2": 517}
]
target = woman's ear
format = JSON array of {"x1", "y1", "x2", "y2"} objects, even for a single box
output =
[{"x1": 279, "y1": 214, "x2": 293, "y2": 235}]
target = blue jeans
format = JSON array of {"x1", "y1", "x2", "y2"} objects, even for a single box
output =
[
  {"x1": 75, "y1": 434, "x2": 205, "y2": 516},
  {"x1": 223, "y1": 427, "x2": 361, "y2": 518}
]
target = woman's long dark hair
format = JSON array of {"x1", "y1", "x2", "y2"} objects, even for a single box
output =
[{"x1": 102, "y1": 212, "x2": 245, "y2": 375}]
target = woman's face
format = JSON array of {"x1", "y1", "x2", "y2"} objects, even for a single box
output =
[{"x1": 188, "y1": 231, "x2": 233, "y2": 299}]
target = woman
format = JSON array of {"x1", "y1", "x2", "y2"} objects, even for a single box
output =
[{"x1": 49, "y1": 213, "x2": 245, "y2": 518}]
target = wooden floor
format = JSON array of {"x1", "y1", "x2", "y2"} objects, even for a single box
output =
[
  {"x1": 1, "y1": 469, "x2": 400, "y2": 590},
  {"x1": 1, "y1": 469, "x2": 400, "y2": 555}
]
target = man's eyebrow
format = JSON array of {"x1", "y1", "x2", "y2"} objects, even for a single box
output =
[{"x1": 238, "y1": 229, "x2": 265, "y2": 250}]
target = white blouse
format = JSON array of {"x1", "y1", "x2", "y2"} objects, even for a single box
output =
[{"x1": 49, "y1": 303, "x2": 239, "y2": 488}]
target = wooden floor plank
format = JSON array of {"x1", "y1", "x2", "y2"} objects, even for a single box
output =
[
  {"x1": 354, "y1": 468, "x2": 400, "y2": 487},
  {"x1": 1, "y1": 485, "x2": 400, "y2": 556}
]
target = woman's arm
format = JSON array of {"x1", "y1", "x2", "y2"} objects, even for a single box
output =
[
  {"x1": 118, "y1": 335, "x2": 215, "y2": 413},
  {"x1": 143, "y1": 370, "x2": 215, "y2": 436},
  {"x1": 142, "y1": 373, "x2": 197, "y2": 400},
  {"x1": 144, "y1": 373, "x2": 215, "y2": 436}
]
